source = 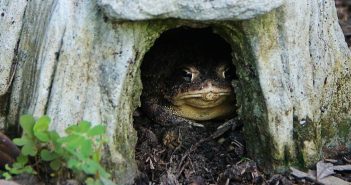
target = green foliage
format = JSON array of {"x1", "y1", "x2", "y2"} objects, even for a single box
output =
[
  {"x1": 3, "y1": 155, "x2": 34, "y2": 179},
  {"x1": 3, "y1": 115, "x2": 114, "y2": 185}
]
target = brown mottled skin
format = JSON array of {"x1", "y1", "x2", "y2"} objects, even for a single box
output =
[
  {"x1": 141, "y1": 28, "x2": 236, "y2": 126},
  {"x1": 0, "y1": 131, "x2": 20, "y2": 168}
]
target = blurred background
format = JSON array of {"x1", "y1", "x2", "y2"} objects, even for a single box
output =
[{"x1": 336, "y1": 0, "x2": 351, "y2": 47}]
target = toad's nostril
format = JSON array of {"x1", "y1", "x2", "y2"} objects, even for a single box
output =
[{"x1": 204, "y1": 81, "x2": 213, "y2": 88}]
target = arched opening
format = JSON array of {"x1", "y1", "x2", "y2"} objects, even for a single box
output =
[
  {"x1": 134, "y1": 27, "x2": 246, "y2": 184},
  {"x1": 141, "y1": 27, "x2": 238, "y2": 123}
]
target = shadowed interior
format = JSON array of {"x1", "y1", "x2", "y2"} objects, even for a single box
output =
[{"x1": 141, "y1": 27, "x2": 237, "y2": 121}]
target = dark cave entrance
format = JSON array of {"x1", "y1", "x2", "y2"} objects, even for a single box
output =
[
  {"x1": 140, "y1": 27, "x2": 238, "y2": 124},
  {"x1": 134, "y1": 27, "x2": 246, "y2": 184}
]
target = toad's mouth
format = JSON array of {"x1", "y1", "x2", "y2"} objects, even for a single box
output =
[
  {"x1": 171, "y1": 86, "x2": 233, "y2": 109},
  {"x1": 170, "y1": 86, "x2": 235, "y2": 121}
]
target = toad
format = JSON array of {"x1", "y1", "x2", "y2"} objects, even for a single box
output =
[{"x1": 141, "y1": 28, "x2": 236, "y2": 127}]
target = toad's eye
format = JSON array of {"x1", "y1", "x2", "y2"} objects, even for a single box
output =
[
  {"x1": 224, "y1": 68, "x2": 234, "y2": 80},
  {"x1": 220, "y1": 67, "x2": 235, "y2": 80},
  {"x1": 176, "y1": 66, "x2": 199, "y2": 82},
  {"x1": 180, "y1": 69, "x2": 193, "y2": 82}
]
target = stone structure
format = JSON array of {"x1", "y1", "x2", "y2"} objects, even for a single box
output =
[{"x1": 0, "y1": 0, "x2": 350, "y2": 184}]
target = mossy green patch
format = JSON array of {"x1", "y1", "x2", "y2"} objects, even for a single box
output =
[
  {"x1": 321, "y1": 119, "x2": 337, "y2": 142},
  {"x1": 337, "y1": 119, "x2": 351, "y2": 142}
]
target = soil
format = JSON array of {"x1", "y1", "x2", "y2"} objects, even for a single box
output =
[
  {"x1": 134, "y1": 109, "x2": 351, "y2": 184},
  {"x1": 134, "y1": 111, "x2": 250, "y2": 184}
]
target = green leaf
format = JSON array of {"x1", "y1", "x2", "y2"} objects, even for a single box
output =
[
  {"x1": 92, "y1": 151, "x2": 100, "y2": 162},
  {"x1": 65, "y1": 125, "x2": 77, "y2": 134},
  {"x1": 34, "y1": 132, "x2": 50, "y2": 142},
  {"x1": 5, "y1": 164, "x2": 13, "y2": 171},
  {"x1": 52, "y1": 144, "x2": 64, "y2": 155},
  {"x1": 16, "y1": 155, "x2": 29, "y2": 165},
  {"x1": 9, "y1": 115, "x2": 112, "y2": 183},
  {"x1": 77, "y1": 121, "x2": 92, "y2": 133},
  {"x1": 58, "y1": 134, "x2": 76, "y2": 143},
  {"x1": 85, "y1": 177, "x2": 102, "y2": 185},
  {"x1": 85, "y1": 178, "x2": 94, "y2": 185},
  {"x1": 2, "y1": 172, "x2": 12, "y2": 180},
  {"x1": 40, "y1": 149, "x2": 58, "y2": 161},
  {"x1": 49, "y1": 131, "x2": 60, "y2": 141},
  {"x1": 87, "y1": 125, "x2": 106, "y2": 137},
  {"x1": 49, "y1": 158, "x2": 61, "y2": 171},
  {"x1": 48, "y1": 131, "x2": 61, "y2": 149},
  {"x1": 82, "y1": 160, "x2": 100, "y2": 175},
  {"x1": 33, "y1": 115, "x2": 50, "y2": 142},
  {"x1": 19, "y1": 115, "x2": 35, "y2": 137},
  {"x1": 12, "y1": 163, "x2": 22, "y2": 169},
  {"x1": 37, "y1": 115, "x2": 51, "y2": 125},
  {"x1": 13, "y1": 137, "x2": 29, "y2": 146},
  {"x1": 5, "y1": 157, "x2": 35, "y2": 175},
  {"x1": 21, "y1": 140, "x2": 37, "y2": 156},
  {"x1": 19, "y1": 165, "x2": 35, "y2": 174},
  {"x1": 59, "y1": 135, "x2": 82, "y2": 150},
  {"x1": 65, "y1": 121, "x2": 92, "y2": 135},
  {"x1": 67, "y1": 158, "x2": 79, "y2": 169},
  {"x1": 80, "y1": 140, "x2": 92, "y2": 157}
]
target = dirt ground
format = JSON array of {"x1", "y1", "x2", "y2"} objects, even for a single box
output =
[
  {"x1": 133, "y1": 1, "x2": 351, "y2": 184},
  {"x1": 133, "y1": 109, "x2": 351, "y2": 185}
]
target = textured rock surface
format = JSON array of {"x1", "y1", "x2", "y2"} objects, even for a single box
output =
[
  {"x1": 0, "y1": 0, "x2": 350, "y2": 183},
  {"x1": 0, "y1": 1, "x2": 153, "y2": 183},
  {"x1": 97, "y1": 0, "x2": 285, "y2": 21},
  {"x1": 0, "y1": 0, "x2": 27, "y2": 96},
  {"x1": 242, "y1": 0, "x2": 351, "y2": 167}
]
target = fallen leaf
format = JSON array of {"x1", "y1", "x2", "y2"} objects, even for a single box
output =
[
  {"x1": 290, "y1": 167, "x2": 310, "y2": 179},
  {"x1": 291, "y1": 164, "x2": 351, "y2": 185},
  {"x1": 318, "y1": 176, "x2": 350, "y2": 185},
  {"x1": 316, "y1": 161, "x2": 335, "y2": 180},
  {"x1": 333, "y1": 165, "x2": 351, "y2": 171}
]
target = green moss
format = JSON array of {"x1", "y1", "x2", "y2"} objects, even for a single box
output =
[
  {"x1": 215, "y1": 21, "x2": 282, "y2": 170},
  {"x1": 337, "y1": 119, "x2": 351, "y2": 142},
  {"x1": 292, "y1": 116, "x2": 324, "y2": 167},
  {"x1": 321, "y1": 119, "x2": 337, "y2": 141},
  {"x1": 294, "y1": 149, "x2": 306, "y2": 169},
  {"x1": 294, "y1": 118, "x2": 318, "y2": 141},
  {"x1": 320, "y1": 69, "x2": 351, "y2": 149}
]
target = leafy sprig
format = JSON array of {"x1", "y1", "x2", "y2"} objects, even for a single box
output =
[{"x1": 3, "y1": 115, "x2": 114, "y2": 185}]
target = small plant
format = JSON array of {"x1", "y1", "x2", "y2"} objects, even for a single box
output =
[{"x1": 3, "y1": 115, "x2": 114, "y2": 185}]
